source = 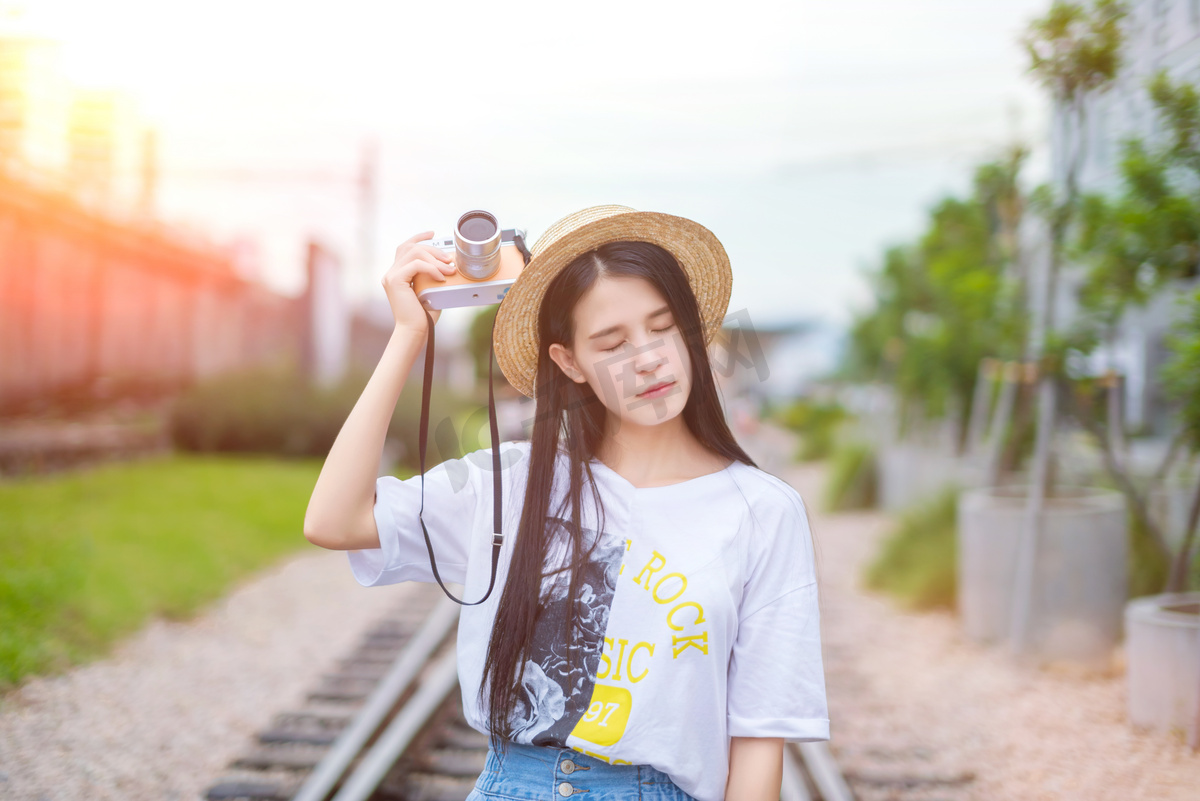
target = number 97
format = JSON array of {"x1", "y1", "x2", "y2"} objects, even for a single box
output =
[{"x1": 583, "y1": 700, "x2": 621, "y2": 727}]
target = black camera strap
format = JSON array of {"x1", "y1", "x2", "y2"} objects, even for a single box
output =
[
  {"x1": 416, "y1": 236, "x2": 531, "y2": 606},
  {"x1": 416, "y1": 308, "x2": 503, "y2": 606}
]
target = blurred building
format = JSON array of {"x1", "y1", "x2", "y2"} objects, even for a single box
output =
[
  {"x1": 66, "y1": 88, "x2": 141, "y2": 209},
  {"x1": 1036, "y1": 0, "x2": 1200, "y2": 434},
  {"x1": 0, "y1": 169, "x2": 302, "y2": 413},
  {"x1": 0, "y1": 30, "x2": 150, "y2": 216},
  {"x1": 0, "y1": 35, "x2": 70, "y2": 180}
]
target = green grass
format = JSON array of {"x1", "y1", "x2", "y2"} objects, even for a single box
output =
[
  {"x1": 0, "y1": 453, "x2": 324, "y2": 691},
  {"x1": 864, "y1": 488, "x2": 958, "y2": 610}
]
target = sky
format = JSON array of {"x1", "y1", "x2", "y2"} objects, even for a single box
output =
[{"x1": 14, "y1": 0, "x2": 1054, "y2": 347}]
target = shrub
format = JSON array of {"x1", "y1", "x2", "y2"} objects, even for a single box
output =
[
  {"x1": 169, "y1": 365, "x2": 482, "y2": 472},
  {"x1": 823, "y1": 440, "x2": 877, "y2": 511},
  {"x1": 864, "y1": 488, "x2": 958, "y2": 610},
  {"x1": 170, "y1": 366, "x2": 347, "y2": 457},
  {"x1": 775, "y1": 398, "x2": 849, "y2": 461}
]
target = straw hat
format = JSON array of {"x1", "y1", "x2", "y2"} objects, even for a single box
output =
[{"x1": 493, "y1": 204, "x2": 732, "y2": 399}]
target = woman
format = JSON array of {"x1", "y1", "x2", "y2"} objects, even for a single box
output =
[{"x1": 304, "y1": 205, "x2": 829, "y2": 801}]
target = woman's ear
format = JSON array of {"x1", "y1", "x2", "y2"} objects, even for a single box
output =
[{"x1": 548, "y1": 342, "x2": 586, "y2": 383}]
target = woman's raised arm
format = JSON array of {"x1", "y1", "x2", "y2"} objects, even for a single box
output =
[{"x1": 302, "y1": 231, "x2": 456, "y2": 551}]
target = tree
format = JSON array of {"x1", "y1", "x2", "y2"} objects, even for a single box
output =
[
  {"x1": 1009, "y1": 0, "x2": 1128, "y2": 653},
  {"x1": 1063, "y1": 70, "x2": 1200, "y2": 594},
  {"x1": 1160, "y1": 290, "x2": 1200, "y2": 592},
  {"x1": 1019, "y1": 0, "x2": 1129, "y2": 476},
  {"x1": 845, "y1": 152, "x2": 1028, "y2": 450}
]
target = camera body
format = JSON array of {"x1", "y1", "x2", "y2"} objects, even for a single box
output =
[{"x1": 413, "y1": 209, "x2": 527, "y2": 310}]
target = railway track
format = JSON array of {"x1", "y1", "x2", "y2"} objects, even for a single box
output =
[
  {"x1": 202, "y1": 585, "x2": 484, "y2": 801},
  {"x1": 202, "y1": 583, "x2": 857, "y2": 801}
]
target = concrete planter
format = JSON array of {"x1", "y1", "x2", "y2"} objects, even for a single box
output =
[
  {"x1": 958, "y1": 485, "x2": 1127, "y2": 665},
  {"x1": 1125, "y1": 593, "x2": 1200, "y2": 737}
]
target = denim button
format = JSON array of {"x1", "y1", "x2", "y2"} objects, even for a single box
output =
[
  {"x1": 557, "y1": 781, "x2": 574, "y2": 797},
  {"x1": 560, "y1": 759, "x2": 576, "y2": 774}
]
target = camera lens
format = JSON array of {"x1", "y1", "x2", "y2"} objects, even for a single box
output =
[
  {"x1": 458, "y1": 213, "x2": 497, "y2": 243},
  {"x1": 453, "y1": 210, "x2": 503, "y2": 280}
]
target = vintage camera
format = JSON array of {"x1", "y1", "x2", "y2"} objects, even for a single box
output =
[{"x1": 413, "y1": 209, "x2": 528, "y2": 310}]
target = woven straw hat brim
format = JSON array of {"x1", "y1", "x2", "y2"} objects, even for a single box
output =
[{"x1": 493, "y1": 205, "x2": 732, "y2": 399}]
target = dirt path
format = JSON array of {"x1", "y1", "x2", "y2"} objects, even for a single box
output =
[{"x1": 744, "y1": 423, "x2": 1200, "y2": 800}]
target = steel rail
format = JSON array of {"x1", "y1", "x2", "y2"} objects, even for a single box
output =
[
  {"x1": 780, "y1": 741, "x2": 816, "y2": 801},
  {"x1": 330, "y1": 643, "x2": 461, "y2": 801},
  {"x1": 796, "y1": 741, "x2": 855, "y2": 801},
  {"x1": 288, "y1": 595, "x2": 460, "y2": 801}
]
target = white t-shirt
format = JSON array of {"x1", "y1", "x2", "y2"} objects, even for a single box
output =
[{"x1": 348, "y1": 439, "x2": 829, "y2": 801}]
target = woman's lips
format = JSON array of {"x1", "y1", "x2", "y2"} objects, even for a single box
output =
[{"x1": 637, "y1": 381, "x2": 675, "y2": 399}]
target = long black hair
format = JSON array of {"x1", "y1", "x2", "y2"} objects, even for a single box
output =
[{"x1": 479, "y1": 240, "x2": 757, "y2": 751}]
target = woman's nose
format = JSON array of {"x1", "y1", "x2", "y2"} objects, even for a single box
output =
[{"x1": 632, "y1": 339, "x2": 669, "y2": 373}]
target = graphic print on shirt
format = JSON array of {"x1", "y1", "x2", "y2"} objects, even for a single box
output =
[
  {"x1": 565, "y1": 542, "x2": 712, "y2": 761},
  {"x1": 506, "y1": 517, "x2": 624, "y2": 746}
]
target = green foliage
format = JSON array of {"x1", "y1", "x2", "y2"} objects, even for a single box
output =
[
  {"x1": 1068, "y1": 146, "x2": 1200, "y2": 364},
  {"x1": 169, "y1": 365, "x2": 482, "y2": 473},
  {"x1": 1162, "y1": 289, "x2": 1200, "y2": 453},
  {"x1": 864, "y1": 488, "x2": 958, "y2": 610},
  {"x1": 823, "y1": 440, "x2": 878, "y2": 512},
  {"x1": 1147, "y1": 70, "x2": 1200, "y2": 172},
  {"x1": 1127, "y1": 509, "x2": 1171, "y2": 599},
  {"x1": 846, "y1": 152, "x2": 1027, "y2": 437},
  {"x1": 467, "y1": 305, "x2": 501, "y2": 383},
  {"x1": 1057, "y1": 71, "x2": 1200, "y2": 593},
  {"x1": 1063, "y1": 70, "x2": 1200, "y2": 475},
  {"x1": 1066, "y1": 67, "x2": 1200, "y2": 353},
  {"x1": 0, "y1": 454, "x2": 323, "y2": 690},
  {"x1": 1022, "y1": 1, "x2": 1128, "y2": 104},
  {"x1": 775, "y1": 398, "x2": 848, "y2": 461}
]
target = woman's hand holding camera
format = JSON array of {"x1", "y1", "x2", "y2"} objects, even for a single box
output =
[
  {"x1": 306, "y1": 232, "x2": 459, "y2": 553},
  {"x1": 382, "y1": 230, "x2": 456, "y2": 334}
]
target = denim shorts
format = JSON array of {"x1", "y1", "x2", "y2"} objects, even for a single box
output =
[{"x1": 465, "y1": 741, "x2": 698, "y2": 800}]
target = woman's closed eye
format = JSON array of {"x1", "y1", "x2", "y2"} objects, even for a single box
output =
[{"x1": 601, "y1": 324, "x2": 675, "y2": 353}]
